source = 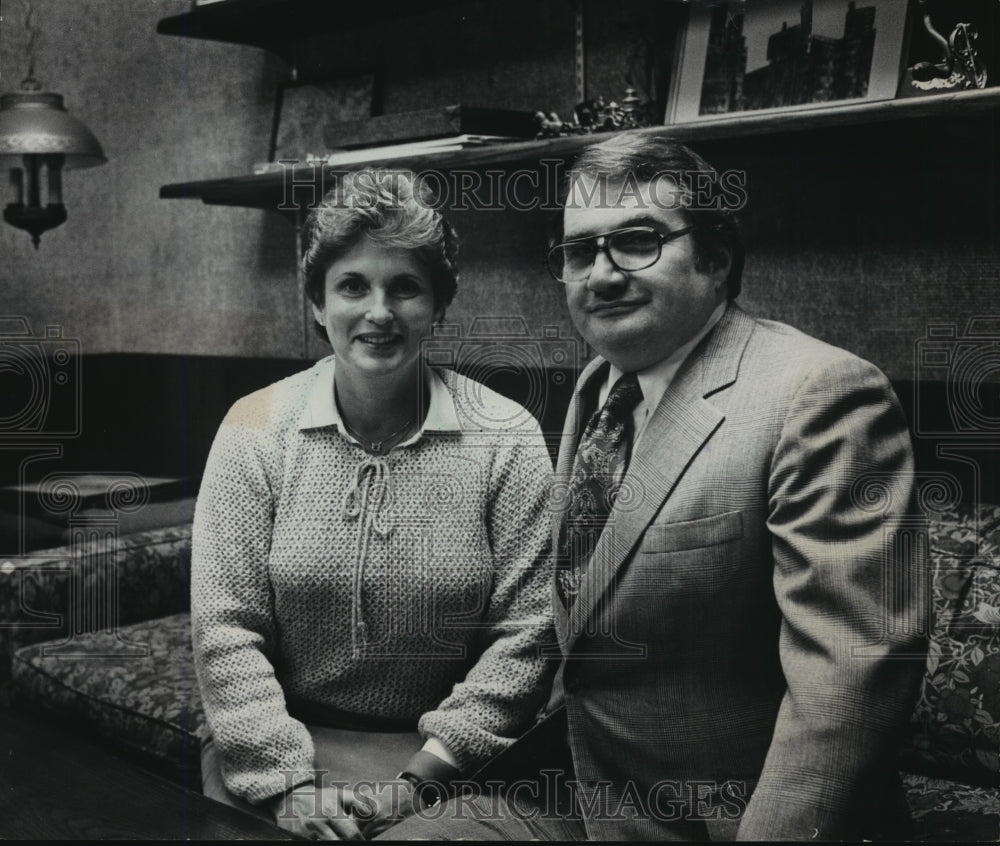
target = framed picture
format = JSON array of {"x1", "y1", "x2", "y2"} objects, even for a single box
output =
[
  {"x1": 666, "y1": 0, "x2": 910, "y2": 124},
  {"x1": 269, "y1": 74, "x2": 378, "y2": 163},
  {"x1": 897, "y1": 0, "x2": 997, "y2": 98}
]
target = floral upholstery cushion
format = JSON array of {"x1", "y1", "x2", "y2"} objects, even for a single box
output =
[
  {"x1": 904, "y1": 772, "x2": 1000, "y2": 841},
  {"x1": 0, "y1": 523, "x2": 192, "y2": 704},
  {"x1": 902, "y1": 504, "x2": 1000, "y2": 783},
  {"x1": 11, "y1": 611, "x2": 204, "y2": 782}
]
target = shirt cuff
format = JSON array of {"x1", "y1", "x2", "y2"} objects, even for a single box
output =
[{"x1": 421, "y1": 736, "x2": 460, "y2": 769}]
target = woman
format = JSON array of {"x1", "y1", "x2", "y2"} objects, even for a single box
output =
[{"x1": 191, "y1": 169, "x2": 556, "y2": 839}]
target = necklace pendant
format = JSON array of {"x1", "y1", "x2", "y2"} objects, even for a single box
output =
[{"x1": 370, "y1": 441, "x2": 383, "y2": 453}]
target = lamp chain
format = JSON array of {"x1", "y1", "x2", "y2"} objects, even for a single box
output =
[{"x1": 20, "y1": 0, "x2": 41, "y2": 91}]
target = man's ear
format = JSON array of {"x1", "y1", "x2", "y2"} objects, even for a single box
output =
[{"x1": 704, "y1": 244, "x2": 732, "y2": 289}]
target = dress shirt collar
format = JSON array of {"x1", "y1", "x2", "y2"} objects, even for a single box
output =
[
  {"x1": 298, "y1": 356, "x2": 461, "y2": 437},
  {"x1": 601, "y1": 300, "x2": 728, "y2": 411}
]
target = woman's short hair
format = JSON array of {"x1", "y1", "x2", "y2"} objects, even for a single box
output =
[
  {"x1": 301, "y1": 169, "x2": 459, "y2": 343},
  {"x1": 567, "y1": 136, "x2": 745, "y2": 298}
]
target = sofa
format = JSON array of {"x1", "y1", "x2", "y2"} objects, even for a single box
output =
[
  {"x1": 3, "y1": 505, "x2": 999, "y2": 840},
  {"x1": 0, "y1": 523, "x2": 201, "y2": 787}
]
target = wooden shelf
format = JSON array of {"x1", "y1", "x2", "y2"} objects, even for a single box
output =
[
  {"x1": 157, "y1": 0, "x2": 470, "y2": 61},
  {"x1": 159, "y1": 87, "x2": 1000, "y2": 214}
]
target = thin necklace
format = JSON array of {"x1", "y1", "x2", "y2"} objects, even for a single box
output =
[{"x1": 341, "y1": 415, "x2": 415, "y2": 454}]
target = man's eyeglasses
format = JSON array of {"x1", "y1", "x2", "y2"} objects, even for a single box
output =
[{"x1": 546, "y1": 225, "x2": 696, "y2": 284}]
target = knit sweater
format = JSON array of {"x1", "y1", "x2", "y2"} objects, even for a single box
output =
[{"x1": 191, "y1": 357, "x2": 557, "y2": 804}]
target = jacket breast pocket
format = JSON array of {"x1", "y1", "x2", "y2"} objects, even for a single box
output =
[{"x1": 642, "y1": 510, "x2": 744, "y2": 554}]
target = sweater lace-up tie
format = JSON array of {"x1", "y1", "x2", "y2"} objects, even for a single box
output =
[{"x1": 342, "y1": 455, "x2": 393, "y2": 657}]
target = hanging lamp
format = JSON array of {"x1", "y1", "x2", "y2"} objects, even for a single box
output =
[{"x1": 0, "y1": 1, "x2": 106, "y2": 248}]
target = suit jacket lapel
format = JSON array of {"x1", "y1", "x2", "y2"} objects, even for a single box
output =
[{"x1": 561, "y1": 305, "x2": 757, "y2": 654}]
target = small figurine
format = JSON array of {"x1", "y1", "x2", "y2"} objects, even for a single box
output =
[
  {"x1": 534, "y1": 86, "x2": 654, "y2": 139},
  {"x1": 620, "y1": 87, "x2": 645, "y2": 126},
  {"x1": 574, "y1": 96, "x2": 604, "y2": 128},
  {"x1": 903, "y1": 0, "x2": 987, "y2": 94}
]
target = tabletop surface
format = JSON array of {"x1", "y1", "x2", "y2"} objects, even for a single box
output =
[{"x1": 0, "y1": 706, "x2": 298, "y2": 840}]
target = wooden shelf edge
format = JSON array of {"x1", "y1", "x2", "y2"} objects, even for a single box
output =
[
  {"x1": 157, "y1": 0, "x2": 471, "y2": 57},
  {"x1": 159, "y1": 88, "x2": 1000, "y2": 211},
  {"x1": 655, "y1": 86, "x2": 1000, "y2": 141},
  {"x1": 157, "y1": 0, "x2": 282, "y2": 53}
]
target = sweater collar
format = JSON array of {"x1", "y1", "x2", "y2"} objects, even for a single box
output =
[{"x1": 298, "y1": 356, "x2": 461, "y2": 435}]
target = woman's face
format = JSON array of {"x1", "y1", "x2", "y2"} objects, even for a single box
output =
[{"x1": 313, "y1": 237, "x2": 441, "y2": 382}]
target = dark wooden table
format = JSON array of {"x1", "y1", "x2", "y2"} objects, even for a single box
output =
[
  {"x1": 0, "y1": 473, "x2": 190, "y2": 519},
  {"x1": 0, "y1": 706, "x2": 298, "y2": 840}
]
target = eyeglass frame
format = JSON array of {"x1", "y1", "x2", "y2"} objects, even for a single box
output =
[{"x1": 545, "y1": 224, "x2": 699, "y2": 284}]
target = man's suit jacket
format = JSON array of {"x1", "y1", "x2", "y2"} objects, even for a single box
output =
[{"x1": 534, "y1": 304, "x2": 927, "y2": 841}]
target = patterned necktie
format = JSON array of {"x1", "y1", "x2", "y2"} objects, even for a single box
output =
[{"x1": 556, "y1": 372, "x2": 643, "y2": 608}]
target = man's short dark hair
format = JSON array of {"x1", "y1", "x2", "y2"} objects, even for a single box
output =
[{"x1": 565, "y1": 136, "x2": 745, "y2": 299}]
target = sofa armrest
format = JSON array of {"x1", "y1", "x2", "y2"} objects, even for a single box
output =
[
  {"x1": 900, "y1": 503, "x2": 1000, "y2": 787},
  {"x1": 0, "y1": 523, "x2": 192, "y2": 704}
]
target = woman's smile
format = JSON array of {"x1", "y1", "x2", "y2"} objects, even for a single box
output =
[{"x1": 355, "y1": 331, "x2": 403, "y2": 350}]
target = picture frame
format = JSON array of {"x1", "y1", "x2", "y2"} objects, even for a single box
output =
[
  {"x1": 268, "y1": 74, "x2": 379, "y2": 163},
  {"x1": 896, "y1": 0, "x2": 997, "y2": 99},
  {"x1": 666, "y1": 0, "x2": 910, "y2": 124}
]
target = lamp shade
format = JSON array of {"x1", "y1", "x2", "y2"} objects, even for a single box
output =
[{"x1": 0, "y1": 91, "x2": 105, "y2": 168}]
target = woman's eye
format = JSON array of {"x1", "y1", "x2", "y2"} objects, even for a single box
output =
[
  {"x1": 391, "y1": 278, "x2": 423, "y2": 298},
  {"x1": 337, "y1": 277, "x2": 367, "y2": 296}
]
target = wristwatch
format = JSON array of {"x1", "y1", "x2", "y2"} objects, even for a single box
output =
[
  {"x1": 397, "y1": 748, "x2": 461, "y2": 809},
  {"x1": 396, "y1": 769, "x2": 448, "y2": 808}
]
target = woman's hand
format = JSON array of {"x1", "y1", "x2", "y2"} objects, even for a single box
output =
[
  {"x1": 354, "y1": 778, "x2": 425, "y2": 839},
  {"x1": 268, "y1": 783, "x2": 364, "y2": 841}
]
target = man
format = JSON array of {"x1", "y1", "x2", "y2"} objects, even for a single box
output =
[{"x1": 382, "y1": 136, "x2": 927, "y2": 841}]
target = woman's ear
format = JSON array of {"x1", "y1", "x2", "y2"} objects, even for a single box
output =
[
  {"x1": 433, "y1": 308, "x2": 446, "y2": 326},
  {"x1": 312, "y1": 301, "x2": 325, "y2": 326}
]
